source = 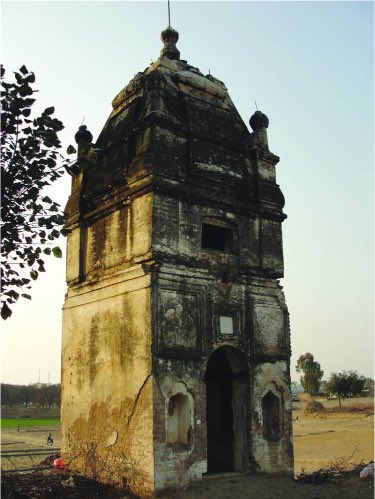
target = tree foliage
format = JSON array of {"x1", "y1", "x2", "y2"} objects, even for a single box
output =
[
  {"x1": 296, "y1": 352, "x2": 324, "y2": 395},
  {"x1": 364, "y1": 377, "x2": 374, "y2": 394},
  {"x1": 1, "y1": 65, "x2": 74, "y2": 320},
  {"x1": 326, "y1": 370, "x2": 366, "y2": 406},
  {"x1": 1, "y1": 383, "x2": 61, "y2": 408}
]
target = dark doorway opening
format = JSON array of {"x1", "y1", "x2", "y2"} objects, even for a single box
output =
[{"x1": 205, "y1": 347, "x2": 249, "y2": 473}]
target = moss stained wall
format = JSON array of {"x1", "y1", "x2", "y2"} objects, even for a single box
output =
[
  {"x1": 62, "y1": 273, "x2": 154, "y2": 495},
  {"x1": 62, "y1": 192, "x2": 154, "y2": 495}
]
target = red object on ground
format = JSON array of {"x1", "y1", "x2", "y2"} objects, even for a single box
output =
[{"x1": 53, "y1": 458, "x2": 66, "y2": 469}]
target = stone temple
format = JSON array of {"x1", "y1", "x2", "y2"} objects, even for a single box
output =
[{"x1": 61, "y1": 26, "x2": 294, "y2": 497}]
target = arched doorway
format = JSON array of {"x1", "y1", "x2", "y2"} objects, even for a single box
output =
[{"x1": 204, "y1": 346, "x2": 249, "y2": 473}]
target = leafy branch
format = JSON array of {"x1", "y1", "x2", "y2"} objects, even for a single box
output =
[{"x1": 1, "y1": 65, "x2": 76, "y2": 319}]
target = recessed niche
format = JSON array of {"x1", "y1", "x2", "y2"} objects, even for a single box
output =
[
  {"x1": 167, "y1": 393, "x2": 191, "y2": 444},
  {"x1": 262, "y1": 391, "x2": 281, "y2": 441}
]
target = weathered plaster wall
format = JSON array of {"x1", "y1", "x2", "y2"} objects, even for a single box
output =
[
  {"x1": 153, "y1": 194, "x2": 261, "y2": 270},
  {"x1": 153, "y1": 371, "x2": 207, "y2": 492},
  {"x1": 65, "y1": 193, "x2": 152, "y2": 285},
  {"x1": 251, "y1": 361, "x2": 294, "y2": 473},
  {"x1": 61, "y1": 268, "x2": 155, "y2": 496},
  {"x1": 151, "y1": 265, "x2": 292, "y2": 484}
]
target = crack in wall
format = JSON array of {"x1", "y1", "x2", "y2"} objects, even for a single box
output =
[{"x1": 127, "y1": 373, "x2": 152, "y2": 428}]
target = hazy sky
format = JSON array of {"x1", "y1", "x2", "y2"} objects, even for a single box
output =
[{"x1": 1, "y1": 1, "x2": 373, "y2": 385}]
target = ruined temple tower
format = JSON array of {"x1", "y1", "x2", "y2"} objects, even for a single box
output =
[{"x1": 62, "y1": 26, "x2": 294, "y2": 496}]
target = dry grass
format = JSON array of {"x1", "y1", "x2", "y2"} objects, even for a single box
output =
[
  {"x1": 326, "y1": 405, "x2": 373, "y2": 414},
  {"x1": 293, "y1": 396, "x2": 374, "y2": 474}
]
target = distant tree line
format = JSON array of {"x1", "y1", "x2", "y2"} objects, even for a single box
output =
[
  {"x1": 1, "y1": 383, "x2": 60, "y2": 409},
  {"x1": 296, "y1": 352, "x2": 372, "y2": 404},
  {"x1": 325, "y1": 371, "x2": 367, "y2": 406}
]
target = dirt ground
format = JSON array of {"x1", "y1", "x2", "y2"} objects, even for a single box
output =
[
  {"x1": 293, "y1": 396, "x2": 374, "y2": 473},
  {"x1": 1, "y1": 397, "x2": 374, "y2": 498},
  {"x1": 2, "y1": 470, "x2": 374, "y2": 499},
  {"x1": 1, "y1": 424, "x2": 61, "y2": 471}
]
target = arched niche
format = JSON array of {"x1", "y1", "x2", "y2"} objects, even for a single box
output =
[
  {"x1": 262, "y1": 390, "x2": 281, "y2": 441},
  {"x1": 167, "y1": 392, "x2": 191, "y2": 445}
]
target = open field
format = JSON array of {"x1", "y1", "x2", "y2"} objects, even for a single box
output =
[
  {"x1": 293, "y1": 395, "x2": 374, "y2": 473},
  {"x1": 1, "y1": 417, "x2": 61, "y2": 472},
  {"x1": 1, "y1": 397, "x2": 374, "y2": 498},
  {"x1": 1, "y1": 417, "x2": 60, "y2": 429}
]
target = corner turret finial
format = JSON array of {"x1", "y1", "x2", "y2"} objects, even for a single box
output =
[
  {"x1": 74, "y1": 125, "x2": 93, "y2": 146},
  {"x1": 74, "y1": 125, "x2": 93, "y2": 158},
  {"x1": 160, "y1": 26, "x2": 180, "y2": 60},
  {"x1": 249, "y1": 110, "x2": 269, "y2": 149}
]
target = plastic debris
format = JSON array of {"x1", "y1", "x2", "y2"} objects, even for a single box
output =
[
  {"x1": 53, "y1": 457, "x2": 66, "y2": 469},
  {"x1": 359, "y1": 462, "x2": 374, "y2": 479}
]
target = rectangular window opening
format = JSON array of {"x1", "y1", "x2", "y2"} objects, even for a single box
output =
[{"x1": 202, "y1": 223, "x2": 234, "y2": 252}]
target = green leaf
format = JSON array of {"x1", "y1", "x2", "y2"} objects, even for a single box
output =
[
  {"x1": 8, "y1": 290, "x2": 20, "y2": 300},
  {"x1": 19, "y1": 65, "x2": 28, "y2": 75},
  {"x1": 19, "y1": 86, "x2": 30, "y2": 97},
  {"x1": 44, "y1": 106, "x2": 54, "y2": 115},
  {"x1": 1, "y1": 303, "x2": 12, "y2": 320},
  {"x1": 30, "y1": 270, "x2": 38, "y2": 280},
  {"x1": 67, "y1": 144, "x2": 76, "y2": 155},
  {"x1": 42, "y1": 196, "x2": 52, "y2": 203},
  {"x1": 38, "y1": 263, "x2": 46, "y2": 272},
  {"x1": 26, "y1": 72, "x2": 35, "y2": 83},
  {"x1": 52, "y1": 246, "x2": 62, "y2": 258},
  {"x1": 43, "y1": 248, "x2": 51, "y2": 255},
  {"x1": 21, "y1": 294, "x2": 32, "y2": 300}
]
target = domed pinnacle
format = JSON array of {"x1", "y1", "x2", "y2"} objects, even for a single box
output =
[
  {"x1": 160, "y1": 26, "x2": 180, "y2": 60},
  {"x1": 249, "y1": 111, "x2": 269, "y2": 149},
  {"x1": 74, "y1": 125, "x2": 93, "y2": 145},
  {"x1": 249, "y1": 110, "x2": 269, "y2": 130}
]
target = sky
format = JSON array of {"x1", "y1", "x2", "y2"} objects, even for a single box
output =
[{"x1": 1, "y1": 1, "x2": 373, "y2": 385}]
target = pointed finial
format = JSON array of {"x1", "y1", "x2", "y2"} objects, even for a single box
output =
[{"x1": 160, "y1": 25, "x2": 180, "y2": 60}]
